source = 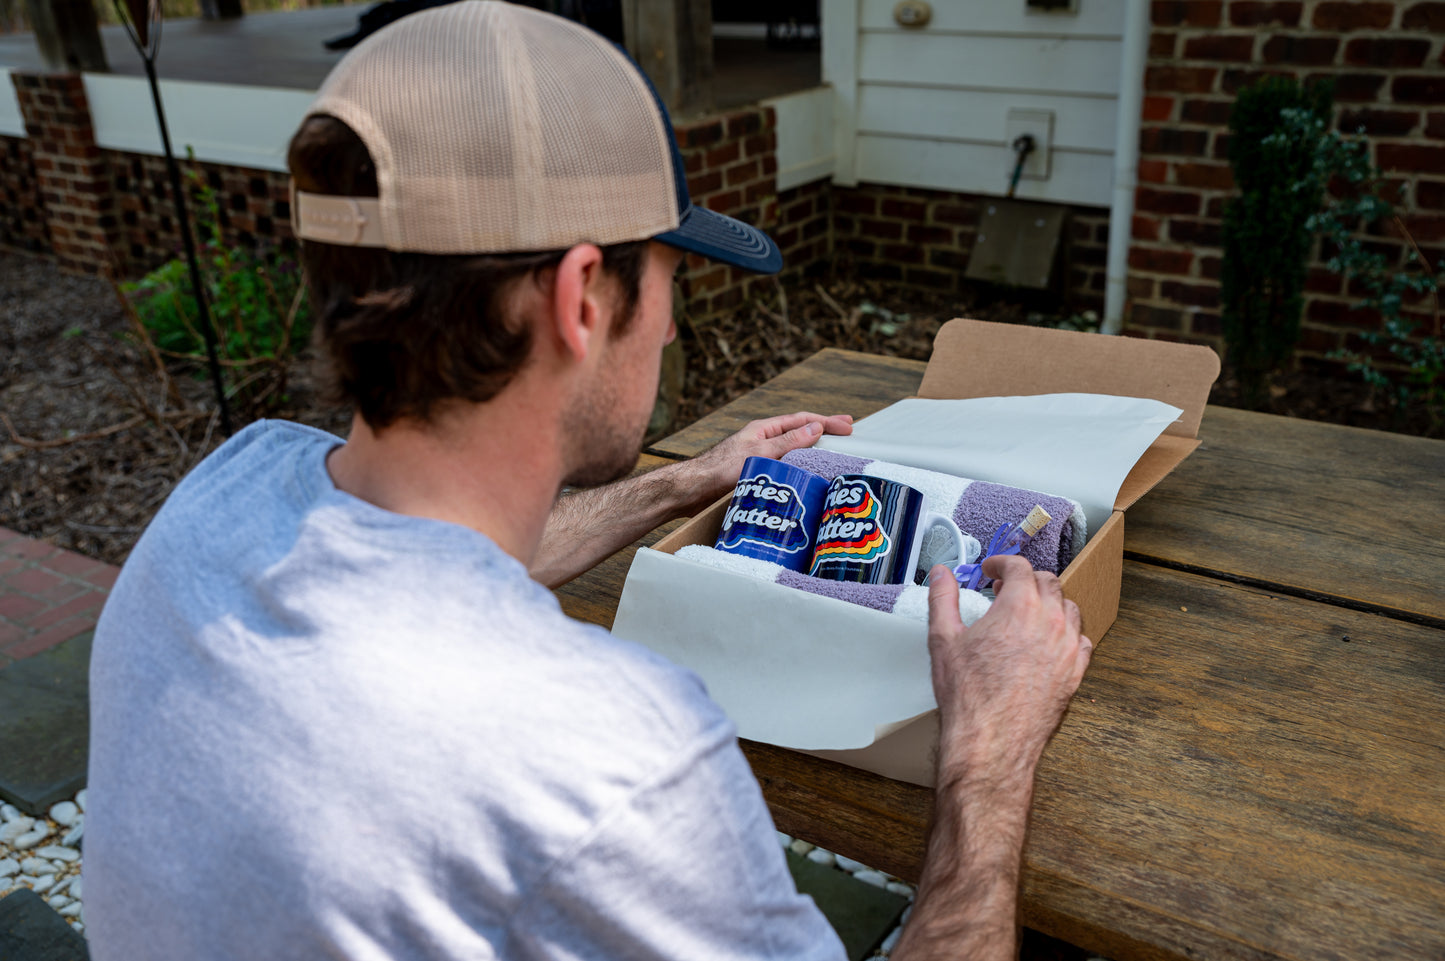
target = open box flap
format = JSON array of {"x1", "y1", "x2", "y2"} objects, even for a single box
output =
[{"x1": 919, "y1": 319, "x2": 1220, "y2": 440}]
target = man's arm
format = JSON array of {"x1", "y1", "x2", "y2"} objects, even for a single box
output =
[
  {"x1": 893, "y1": 556, "x2": 1093, "y2": 961},
  {"x1": 530, "y1": 411, "x2": 853, "y2": 588}
]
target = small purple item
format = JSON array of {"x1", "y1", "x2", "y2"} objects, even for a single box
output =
[
  {"x1": 954, "y1": 505, "x2": 1053, "y2": 591},
  {"x1": 777, "y1": 569, "x2": 907, "y2": 614}
]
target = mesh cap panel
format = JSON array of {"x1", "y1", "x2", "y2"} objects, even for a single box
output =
[{"x1": 306, "y1": 1, "x2": 680, "y2": 254}]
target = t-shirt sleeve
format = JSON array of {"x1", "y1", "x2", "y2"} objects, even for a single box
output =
[{"x1": 503, "y1": 726, "x2": 847, "y2": 961}]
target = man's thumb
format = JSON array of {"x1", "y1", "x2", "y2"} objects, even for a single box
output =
[{"x1": 926, "y1": 564, "x2": 965, "y2": 637}]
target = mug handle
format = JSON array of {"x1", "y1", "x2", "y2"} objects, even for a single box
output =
[{"x1": 908, "y1": 513, "x2": 971, "y2": 585}]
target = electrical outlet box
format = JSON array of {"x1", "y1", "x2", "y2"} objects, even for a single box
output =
[{"x1": 1005, "y1": 108, "x2": 1053, "y2": 183}]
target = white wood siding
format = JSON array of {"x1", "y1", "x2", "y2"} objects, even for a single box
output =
[
  {"x1": 764, "y1": 86, "x2": 836, "y2": 191},
  {"x1": 825, "y1": 0, "x2": 1124, "y2": 205}
]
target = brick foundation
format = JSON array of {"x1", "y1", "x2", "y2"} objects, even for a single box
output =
[
  {"x1": 1, "y1": 135, "x2": 50, "y2": 254},
  {"x1": 832, "y1": 182, "x2": 1109, "y2": 313},
  {"x1": 1127, "y1": 0, "x2": 1445, "y2": 362}
]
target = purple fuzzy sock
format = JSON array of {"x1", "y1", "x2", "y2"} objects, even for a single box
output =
[
  {"x1": 777, "y1": 569, "x2": 907, "y2": 614},
  {"x1": 953, "y1": 482, "x2": 1077, "y2": 574},
  {"x1": 780, "y1": 449, "x2": 871, "y2": 481}
]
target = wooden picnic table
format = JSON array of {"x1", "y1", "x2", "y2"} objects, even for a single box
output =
[{"x1": 554, "y1": 348, "x2": 1445, "y2": 961}]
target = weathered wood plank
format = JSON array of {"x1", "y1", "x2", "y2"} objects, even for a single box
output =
[
  {"x1": 650, "y1": 348, "x2": 926, "y2": 459},
  {"x1": 1126, "y1": 405, "x2": 1445, "y2": 622},
  {"x1": 737, "y1": 565, "x2": 1445, "y2": 961}
]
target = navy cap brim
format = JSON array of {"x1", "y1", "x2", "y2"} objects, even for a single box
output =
[{"x1": 655, "y1": 204, "x2": 783, "y2": 275}]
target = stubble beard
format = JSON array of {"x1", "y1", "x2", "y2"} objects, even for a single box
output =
[{"x1": 560, "y1": 380, "x2": 649, "y2": 489}]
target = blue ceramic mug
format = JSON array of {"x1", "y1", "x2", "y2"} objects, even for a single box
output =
[
  {"x1": 808, "y1": 474, "x2": 969, "y2": 585},
  {"x1": 714, "y1": 457, "x2": 830, "y2": 571}
]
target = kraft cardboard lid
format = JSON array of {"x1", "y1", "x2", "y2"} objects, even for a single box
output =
[{"x1": 918, "y1": 319, "x2": 1221, "y2": 511}]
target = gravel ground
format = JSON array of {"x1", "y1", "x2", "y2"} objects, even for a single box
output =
[{"x1": 0, "y1": 791, "x2": 87, "y2": 932}]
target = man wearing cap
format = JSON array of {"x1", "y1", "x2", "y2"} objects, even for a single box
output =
[{"x1": 84, "y1": 4, "x2": 1091, "y2": 960}]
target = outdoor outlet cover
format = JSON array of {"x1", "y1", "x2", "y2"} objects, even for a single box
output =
[
  {"x1": 1005, "y1": 108, "x2": 1053, "y2": 182},
  {"x1": 893, "y1": 0, "x2": 931, "y2": 28}
]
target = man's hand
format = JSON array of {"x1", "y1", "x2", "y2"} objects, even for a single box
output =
[
  {"x1": 680, "y1": 411, "x2": 853, "y2": 510},
  {"x1": 927, "y1": 555, "x2": 1092, "y2": 779},
  {"x1": 892, "y1": 556, "x2": 1091, "y2": 961},
  {"x1": 530, "y1": 411, "x2": 851, "y2": 588}
]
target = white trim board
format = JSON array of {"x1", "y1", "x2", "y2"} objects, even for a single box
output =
[
  {"x1": 83, "y1": 74, "x2": 315, "y2": 172},
  {"x1": 764, "y1": 86, "x2": 835, "y2": 192},
  {"x1": 0, "y1": 69, "x2": 25, "y2": 137}
]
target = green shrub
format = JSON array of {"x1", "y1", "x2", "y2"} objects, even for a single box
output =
[
  {"x1": 1219, "y1": 76, "x2": 1334, "y2": 409},
  {"x1": 121, "y1": 157, "x2": 310, "y2": 417}
]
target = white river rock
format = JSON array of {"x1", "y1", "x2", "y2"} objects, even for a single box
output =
[
  {"x1": 0, "y1": 804, "x2": 21, "y2": 822},
  {"x1": 20, "y1": 857, "x2": 56, "y2": 876},
  {"x1": 0, "y1": 858, "x2": 18, "y2": 879},
  {"x1": 853, "y1": 869, "x2": 889, "y2": 889},
  {"x1": 62, "y1": 822, "x2": 84, "y2": 847},
  {"x1": 806, "y1": 848, "x2": 836, "y2": 867},
  {"x1": 834, "y1": 855, "x2": 866, "y2": 873},
  {"x1": 29, "y1": 875, "x2": 57, "y2": 894},
  {"x1": 60, "y1": 902, "x2": 83, "y2": 918},
  {"x1": 75, "y1": 790, "x2": 86, "y2": 813},
  {"x1": 0, "y1": 817, "x2": 35, "y2": 844},
  {"x1": 36, "y1": 845, "x2": 79, "y2": 863},
  {"x1": 11, "y1": 825, "x2": 52, "y2": 850},
  {"x1": 48, "y1": 802, "x2": 80, "y2": 827}
]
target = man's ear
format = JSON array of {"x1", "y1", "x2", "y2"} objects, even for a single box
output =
[{"x1": 550, "y1": 243, "x2": 608, "y2": 363}]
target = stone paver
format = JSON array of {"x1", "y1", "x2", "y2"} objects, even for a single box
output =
[
  {"x1": 0, "y1": 532, "x2": 116, "y2": 670},
  {"x1": 0, "y1": 632, "x2": 93, "y2": 815},
  {"x1": 0, "y1": 887, "x2": 90, "y2": 961}
]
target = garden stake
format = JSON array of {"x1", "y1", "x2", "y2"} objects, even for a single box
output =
[{"x1": 112, "y1": 0, "x2": 233, "y2": 436}]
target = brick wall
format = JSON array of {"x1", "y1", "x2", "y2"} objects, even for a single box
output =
[
  {"x1": 105, "y1": 149, "x2": 294, "y2": 277},
  {"x1": 11, "y1": 73, "x2": 120, "y2": 275},
  {"x1": 832, "y1": 182, "x2": 1109, "y2": 313},
  {"x1": 1, "y1": 135, "x2": 50, "y2": 254},
  {"x1": 1127, "y1": 0, "x2": 1445, "y2": 364}
]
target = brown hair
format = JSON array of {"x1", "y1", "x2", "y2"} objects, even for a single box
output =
[{"x1": 287, "y1": 115, "x2": 647, "y2": 429}]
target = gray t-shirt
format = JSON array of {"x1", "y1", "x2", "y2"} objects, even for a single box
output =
[{"x1": 85, "y1": 420, "x2": 844, "y2": 961}]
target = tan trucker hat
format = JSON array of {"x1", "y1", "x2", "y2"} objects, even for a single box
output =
[{"x1": 291, "y1": 0, "x2": 781, "y2": 272}]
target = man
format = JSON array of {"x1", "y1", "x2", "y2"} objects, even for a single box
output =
[{"x1": 85, "y1": 4, "x2": 1091, "y2": 959}]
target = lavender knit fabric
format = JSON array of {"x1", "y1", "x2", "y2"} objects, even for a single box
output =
[
  {"x1": 781, "y1": 449, "x2": 870, "y2": 480},
  {"x1": 776, "y1": 570, "x2": 908, "y2": 614}
]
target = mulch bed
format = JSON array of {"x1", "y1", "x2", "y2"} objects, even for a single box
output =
[{"x1": 1, "y1": 248, "x2": 1435, "y2": 567}]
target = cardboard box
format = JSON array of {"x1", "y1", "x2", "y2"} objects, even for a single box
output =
[{"x1": 613, "y1": 319, "x2": 1220, "y2": 785}]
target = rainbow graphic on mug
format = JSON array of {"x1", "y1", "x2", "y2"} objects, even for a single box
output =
[{"x1": 808, "y1": 478, "x2": 892, "y2": 572}]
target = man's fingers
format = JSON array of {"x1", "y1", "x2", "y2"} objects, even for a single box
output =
[
  {"x1": 926, "y1": 565, "x2": 965, "y2": 644},
  {"x1": 980, "y1": 554, "x2": 1037, "y2": 597}
]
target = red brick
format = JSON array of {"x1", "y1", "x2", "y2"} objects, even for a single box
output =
[
  {"x1": 1129, "y1": 246, "x2": 1195, "y2": 274},
  {"x1": 1128, "y1": 275, "x2": 1158, "y2": 299},
  {"x1": 724, "y1": 159, "x2": 761, "y2": 187},
  {"x1": 1403, "y1": 2, "x2": 1445, "y2": 29},
  {"x1": 1337, "y1": 108, "x2": 1422, "y2": 138},
  {"x1": 1229, "y1": 1, "x2": 1302, "y2": 26},
  {"x1": 1174, "y1": 162, "x2": 1234, "y2": 190},
  {"x1": 6, "y1": 538, "x2": 57, "y2": 561},
  {"x1": 934, "y1": 204, "x2": 977, "y2": 226},
  {"x1": 85, "y1": 566, "x2": 120, "y2": 589},
  {"x1": 1135, "y1": 187, "x2": 1202, "y2": 215},
  {"x1": 838, "y1": 193, "x2": 877, "y2": 216},
  {"x1": 859, "y1": 218, "x2": 904, "y2": 241},
  {"x1": 1312, "y1": 1, "x2": 1395, "y2": 29},
  {"x1": 687, "y1": 171, "x2": 722, "y2": 196},
  {"x1": 907, "y1": 224, "x2": 954, "y2": 244},
  {"x1": 1427, "y1": 113, "x2": 1445, "y2": 139},
  {"x1": 1152, "y1": 1, "x2": 1222, "y2": 27},
  {"x1": 1145, "y1": 65, "x2": 1218, "y2": 94},
  {"x1": 1305, "y1": 267, "x2": 1343, "y2": 295},
  {"x1": 1417, "y1": 180, "x2": 1445, "y2": 210},
  {"x1": 881, "y1": 198, "x2": 926, "y2": 221},
  {"x1": 1199, "y1": 254, "x2": 1223, "y2": 279},
  {"x1": 1307, "y1": 298, "x2": 1356, "y2": 324},
  {"x1": 1377, "y1": 144, "x2": 1445, "y2": 174},
  {"x1": 7, "y1": 567, "x2": 63, "y2": 595},
  {"x1": 1181, "y1": 99, "x2": 1233, "y2": 125},
  {"x1": 0, "y1": 593, "x2": 44, "y2": 620},
  {"x1": 1150, "y1": 30, "x2": 1176, "y2": 56},
  {"x1": 1400, "y1": 215, "x2": 1445, "y2": 243},
  {"x1": 1140, "y1": 127, "x2": 1211, "y2": 157},
  {"x1": 1316, "y1": 72, "x2": 1385, "y2": 102},
  {"x1": 1344, "y1": 38, "x2": 1430, "y2": 68},
  {"x1": 678, "y1": 120, "x2": 723, "y2": 148},
  {"x1": 1161, "y1": 280, "x2": 1221, "y2": 308},
  {"x1": 1141, "y1": 96, "x2": 1174, "y2": 122},
  {"x1": 1169, "y1": 219, "x2": 1224, "y2": 246},
  {"x1": 1261, "y1": 35, "x2": 1339, "y2": 65},
  {"x1": 725, "y1": 111, "x2": 763, "y2": 139},
  {"x1": 1136, "y1": 159, "x2": 1169, "y2": 184},
  {"x1": 1183, "y1": 34, "x2": 1256, "y2": 61},
  {"x1": 26, "y1": 591, "x2": 106, "y2": 631},
  {"x1": 1392, "y1": 76, "x2": 1445, "y2": 104},
  {"x1": 705, "y1": 141, "x2": 740, "y2": 168}
]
